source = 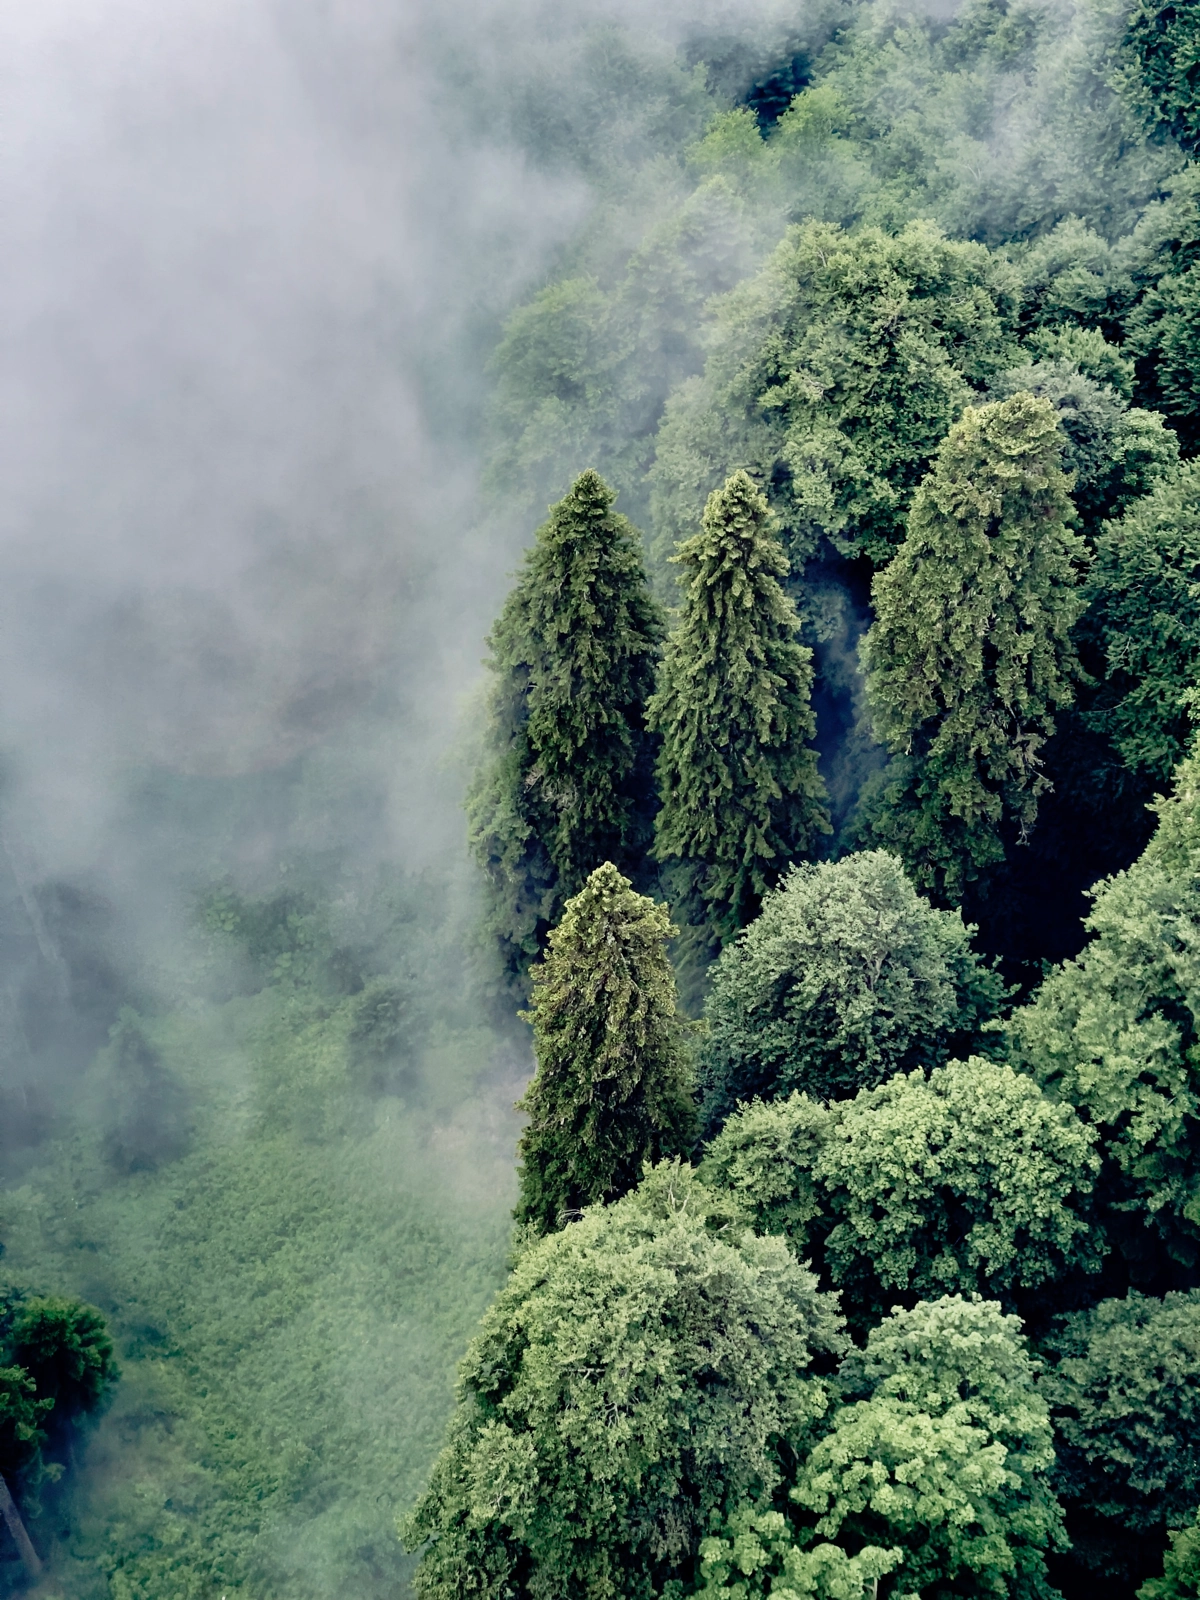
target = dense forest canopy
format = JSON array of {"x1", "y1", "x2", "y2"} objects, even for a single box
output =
[{"x1": 10, "y1": 0, "x2": 1200, "y2": 1595}]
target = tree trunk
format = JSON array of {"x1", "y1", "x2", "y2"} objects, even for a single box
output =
[{"x1": 0, "y1": 1471, "x2": 40, "y2": 1580}]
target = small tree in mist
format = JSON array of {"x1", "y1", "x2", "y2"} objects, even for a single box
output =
[
  {"x1": 468, "y1": 470, "x2": 664, "y2": 990},
  {"x1": 515, "y1": 863, "x2": 695, "y2": 1232},
  {"x1": 860, "y1": 392, "x2": 1087, "y2": 900},
  {"x1": 648, "y1": 470, "x2": 828, "y2": 950}
]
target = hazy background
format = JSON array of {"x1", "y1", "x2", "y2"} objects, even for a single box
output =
[{"x1": 0, "y1": 2, "x2": 816, "y2": 1594}]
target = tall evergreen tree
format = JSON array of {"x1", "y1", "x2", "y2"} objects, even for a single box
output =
[
  {"x1": 467, "y1": 470, "x2": 664, "y2": 988},
  {"x1": 514, "y1": 863, "x2": 695, "y2": 1233},
  {"x1": 648, "y1": 470, "x2": 828, "y2": 948},
  {"x1": 860, "y1": 393, "x2": 1088, "y2": 901}
]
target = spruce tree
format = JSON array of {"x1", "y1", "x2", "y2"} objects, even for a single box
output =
[
  {"x1": 514, "y1": 863, "x2": 695, "y2": 1232},
  {"x1": 861, "y1": 392, "x2": 1087, "y2": 900},
  {"x1": 648, "y1": 470, "x2": 828, "y2": 948},
  {"x1": 467, "y1": 471, "x2": 664, "y2": 988}
]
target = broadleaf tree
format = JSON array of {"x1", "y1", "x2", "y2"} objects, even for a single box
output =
[
  {"x1": 791, "y1": 1296, "x2": 1066, "y2": 1600},
  {"x1": 861, "y1": 392, "x2": 1088, "y2": 900},
  {"x1": 697, "y1": 850, "x2": 1007, "y2": 1128},
  {"x1": 649, "y1": 469, "x2": 829, "y2": 949},
  {"x1": 467, "y1": 470, "x2": 664, "y2": 988},
  {"x1": 403, "y1": 1162, "x2": 846, "y2": 1600},
  {"x1": 513, "y1": 862, "x2": 695, "y2": 1233},
  {"x1": 1044, "y1": 1290, "x2": 1200, "y2": 1589}
]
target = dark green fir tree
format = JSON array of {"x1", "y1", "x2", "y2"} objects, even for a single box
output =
[
  {"x1": 514, "y1": 862, "x2": 695, "y2": 1233},
  {"x1": 467, "y1": 470, "x2": 664, "y2": 989},
  {"x1": 860, "y1": 392, "x2": 1087, "y2": 901},
  {"x1": 648, "y1": 470, "x2": 828, "y2": 950}
]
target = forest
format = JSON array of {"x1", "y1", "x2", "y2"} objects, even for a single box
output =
[{"x1": 6, "y1": 0, "x2": 1200, "y2": 1595}]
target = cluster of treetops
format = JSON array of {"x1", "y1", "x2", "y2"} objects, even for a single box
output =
[
  {"x1": 0, "y1": 1290, "x2": 117, "y2": 1584},
  {"x1": 402, "y1": 9, "x2": 1200, "y2": 1588}
]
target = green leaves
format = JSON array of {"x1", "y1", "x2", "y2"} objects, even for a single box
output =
[
  {"x1": 1084, "y1": 461, "x2": 1200, "y2": 784},
  {"x1": 697, "y1": 850, "x2": 1006, "y2": 1125},
  {"x1": 817, "y1": 1061, "x2": 1100, "y2": 1313},
  {"x1": 793, "y1": 1298, "x2": 1063, "y2": 1600},
  {"x1": 1044, "y1": 1291, "x2": 1200, "y2": 1583},
  {"x1": 514, "y1": 863, "x2": 695, "y2": 1231},
  {"x1": 862, "y1": 392, "x2": 1088, "y2": 899},
  {"x1": 1011, "y1": 738, "x2": 1200, "y2": 1248},
  {"x1": 404, "y1": 1164, "x2": 846, "y2": 1600},
  {"x1": 650, "y1": 470, "x2": 828, "y2": 945},
  {"x1": 467, "y1": 470, "x2": 664, "y2": 987},
  {"x1": 650, "y1": 220, "x2": 1018, "y2": 571},
  {"x1": 699, "y1": 1060, "x2": 1100, "y2": 1321}
]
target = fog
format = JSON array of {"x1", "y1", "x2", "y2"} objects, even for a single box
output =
[{"x1": 0, "y1": 2, "x2": 813, "y2": 1593}]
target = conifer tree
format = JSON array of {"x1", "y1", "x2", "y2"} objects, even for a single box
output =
[
  {"x1": 467, "y1": 470, "x2": 664, "y2": 987},
  {"x1": 648, "y1": 471, "x2": 828, "y2": 947},
  {"x1": 514, "y1": 863, "x2": 695, "y2": 1232},
  {"x1": 861, "y1": 393, "x2": 1087, "y2": 900}
]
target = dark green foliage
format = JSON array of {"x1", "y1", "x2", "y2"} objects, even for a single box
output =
[
  {"x1": 862, "y1": 393, "x2": 1088, "y2": 900},
  {"x1": 96, "y1": 1008, "x2": 189, "y2": 1175},
  {"x1": 697, "y1": 850, "x2": 1006, "y2": 1126},
  {"x1": 649, "y1": 471, "x2": 828, "y2": 946},
  {"x1": 1044, "y1": 1291, "x2": 1200, "y2": 1587},
  {"x1": 9, "y1": 1297, "x2": 118, "y2": 1427},
  {"x1": 1121, "y1": 0, "x2": 1200, "y2": 154},
  {"x1": 513, "y1": 863, "x2": 695, "y2": 1232},
  {"x1": 1126, "y1": 265, "x2": 1200, "y2": 449},
  {"x1": 1142, "y1": 1510, "x2": 1200, "y2": 1600},
  {"x1": 794, "y1": 1296, "x2": 1065, "y2": 1600},
  {"x1": 650, "y1": 221, "x2": 1018, "y2": 571},
  {"x1": 0, "y1": 1367, "x2": 49, "y2": 1486},
  {"x1": 1011, "y1": 740, "x2": 1200, "y2": 1262},
  {"x1": 403, "y1": 1162, "x2": 846, "y2": 1600},
  {"x1": 467, "y1": 470, "x2": 664, "y2": 986},
  {"x1": 1083, "y1": 462, "x2": 1200, "y2": 785}
]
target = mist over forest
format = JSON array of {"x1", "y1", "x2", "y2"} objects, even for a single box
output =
[{"x1": 6, "y1": 0, "x2": 1200, "y2": 1596}]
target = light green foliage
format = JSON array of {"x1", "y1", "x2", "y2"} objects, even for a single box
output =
[
  {"x1": 793, "y1": 1297, "x2": 1063, "y2": 1600},
  {"x1": 988, "y1": 359, "x2": 1177, "y2": 527},
  {"x1": 649, "y1": 471, "x2": 828, "y2": 944},
  {"x1": 696, "y1": 1503, "x2": 902, "y2": 1600},
  {"x1": 0, "y1": 863, "x2": 517, "y2": 1599},
  {"x1": 862, "y1": 393, "x2": 1088, "y2": 899},
  {"x1": 467, "y1": 470, "x2": 663, "y2": 985},
  {"x1": 651, "y1": 220, "x2": 1017, "y2": 571},
  {"x1": 514, "y1": 863, "x2": 695, "y2": 1231},
  {"x1": 697, "y1": 851, "x2": 1006, "y2": 1125},
  {"x1": 403, "y1": 1162, "x2": 846, "y2": 1600},
  {"x1": 1011, "y1": 740, "x2": 1200, "y2": 1242},
  {"x1": 9, "y1": 1296, "x2": 117, "y2": 1424},
  {"x1": 1084, "y1": 462, "x2": 1200, "y2": 784},
  {"x1": 1142, "y1": 1510, "x2": 1200, "y2": 1600},
  {"x1": 1044, "y1": 1292, "x2": 1200, "y2": 1581},
  {"x1": 699, "y1": 1092, "x2": 831, "y2": 1250},
  {"x1": 1022, "y1": 324, "x2": 1135, "y2": 397},
  {"x1": 816, "y1": 1060, "x2": 1100, "y2": 1310}
]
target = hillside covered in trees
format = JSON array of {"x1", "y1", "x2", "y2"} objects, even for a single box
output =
[
  {"x1": 413, "y1": 0, "x2": 1200, "y2": 1596},
  {"x1": 10, "y1": 0, "x2": 1200, "y2": 1595}
]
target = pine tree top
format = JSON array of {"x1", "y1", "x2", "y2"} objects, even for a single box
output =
[{"x1": 671, "y1": 469, "x2": 794, "y2": 631}]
